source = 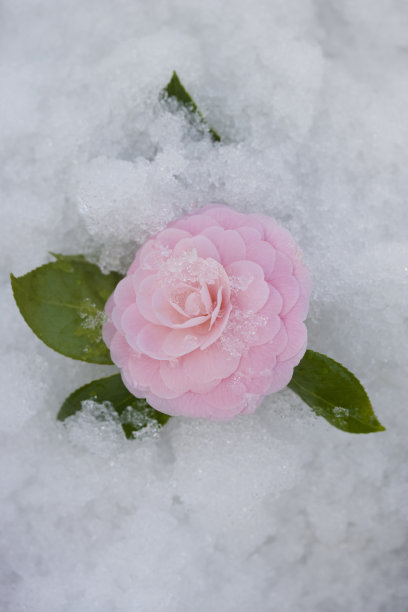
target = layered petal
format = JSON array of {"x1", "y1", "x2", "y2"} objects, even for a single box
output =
[{"x1": 103, "y1": 204, "x2": 311, "y2": 421}]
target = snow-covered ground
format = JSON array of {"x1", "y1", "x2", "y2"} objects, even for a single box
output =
[{"x1": 1, "y1": 1, "x2": 408, "y2": 610}]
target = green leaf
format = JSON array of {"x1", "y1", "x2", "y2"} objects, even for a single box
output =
[
  {"x1": 288, "y1": 350, "x2": 385, "y2": 433},
  {"x1": 162, "y1": 71, "x2": 221, "y2": 143},
  {"x1": 10, "y1": 255, "x2": 123, "y2": 364},
  {"x1": 58, "y1": 374, "x2": 170, "y2": 439}
]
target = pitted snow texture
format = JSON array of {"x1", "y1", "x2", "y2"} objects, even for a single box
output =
[{"x1": 1, "y1": 0, "x2": 408, "y2": 611}]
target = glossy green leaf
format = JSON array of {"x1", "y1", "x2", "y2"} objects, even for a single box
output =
[
  {"x1": 58, "y1": 374, "x2": 170, "y2": 439},
  {"x1": 10, "y1": 254, "x2": 123, "y2": 364},
  {"x1": 162, "y1": 71, "x2": 221, "y2": 142},
  {"x1": 288, "y1": 350, "x2": 385, "y2": 433}
]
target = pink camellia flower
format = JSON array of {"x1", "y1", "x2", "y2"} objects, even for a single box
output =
[{"x1": 102, "y1": 205, "x2": 311, "y2": 420}]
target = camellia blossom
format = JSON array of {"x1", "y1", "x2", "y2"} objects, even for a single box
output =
[{"x1": 102, "y1": 205, "x2": 311, "y2": 420}]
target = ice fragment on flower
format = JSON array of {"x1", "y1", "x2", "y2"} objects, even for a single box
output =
[{"x1": 103, "y1": 205, "x2": 311, "y2": 420}]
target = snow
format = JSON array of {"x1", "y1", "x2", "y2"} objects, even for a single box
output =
[{"x1": 1, "y1": 0, "x2": 408, "y2": 610}]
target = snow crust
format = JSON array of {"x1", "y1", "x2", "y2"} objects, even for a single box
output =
[{"x1": 1, "y1": 0, "x2": 408, "y2": 610}]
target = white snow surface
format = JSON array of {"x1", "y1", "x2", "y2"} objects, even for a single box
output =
[{"x1": 1, "y1": 1, "x2": 408, "y2": 610}]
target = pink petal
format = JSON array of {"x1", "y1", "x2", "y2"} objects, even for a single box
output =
[
  {"x1": 295, "y1": 264, "x2": 312, "y2": 298},
  {"x1": 128, "y1": 353, "x2": 159, "y2": 389},
  {"x1": 155, "y1": 228, "x2": 192, "y2": 248},
  {"x1": 200, "y1": 205, "x2": 247, "y2": 229},
  {"x1": 237, "y1": 341, "x2": 280, "y2": 394},
  {"x1": 200, "y1": 282, "x2": 212, "y2": 312},
  {"x1": 235, "y1": 226, "x2": 263, "y2": 246},
  {"x1": 264, "y1": 320, "x2": 289, "y2": 355},
  {"x1": 245, "y1": 240, "x2": 276, "y2": 280},
  {"x1": 277, "y1": 318, "x2": 307, "y2": 362},
  {"x1": 113, "y1": 276, "x2": 136, "y2": 309},
  {"x1": 204, "y1": 376, "x2": 247, "y2": 418},
  {"x1": 112, "y1": 303, "x2": 129, "y2": 334},
  {"x1": 102, "y1": 321, "x2": 116, "y2": 347},
  {"x1": 233, "y1": 279, "x2": 270, "y2": 312},
  {"x1": 189, "y1": 378, "x2": 221, "y2": 393},
  {"x1": 105, "y1": 294, "x2": 115, "y2": 317},
  {"x1": 173, "y1": 314, "x2": 210, "y2": 329},
  {"x1": 172, "y1": 235, "x2": 220, "y2": 261},
  {"x1": 272, "y1": 276, "x2": 300, "y2": 316},
  {"x1": 210, "y1": 285, "x2": 223, "y2": 327},
  {"x1": 127, "y1": 246, "x2": 143, "y2": 274},
  {"x1": 239, "y1": 394, "x2": 264, "y2": 415},
  {"x1": 226, "y1": 259, "x2": 265, "y2": 281},
  {"x1": 145, "y1": 376, "x2": 246, "y2": 419},
  {"x1": 184, "y1": 292, "x2": 202, "y2": 316},
  {"x1": 250, "y1": 213, "x2": 277, "y2": 241},
  {"x1": 249, "y1": 311, "x2": 281, "y2": 347},
  {"x1": 169, "y1": 213, "x2": 220, "y2": 234},
  {"x1": 279, "y1": 338, "x2": 307, "y2": 370},
  {"x1": 200, "y1": 301, "x2": 232, "y2": 350},
  {"x1": 238, "y1": 342, "x2": 278, "y2": 378},
  {"x1": 136, "y1": 323, "x2": 170, "y2": 360},
  {"x1": 266, "y1": 360, "x2": 296, "y2": 393},
  {"x1": 136, "y1": 275, "x2": 161, "y2": 324},
  {"x1": 182, "y1": 341, "x2": 240, "y2": 384},
  {"x1": 159, "y1": 359, "x2": 193, "y2": 394},
  {"x1": 260, "y1": 218, "x2": 298, "y2": 259},
  {"x1": 148, "y1": 371, "x2": 182, "y2": 399},
  {"x1": 162, "y1": 327, "x2": 204, "y2": 357},
  {"x1": 109, "y1": 332, "x2": 130, "y2": 368},
  {"x1": 261, "y1": 285, "x2": 283, "y2": 316},
  {"x1": 151, "y1": 288, "x2": 187, "y2": 327},
  {"x1": 287, "y1": 286, "x2": 310, "y2": 321},
  {"x1": 137, "y1": 240, "x2": 163, "y2": 272},
  {"x1": 121, "y1": 366, "x2": 145, "y2": 398},
  {"x1": 270, "y1": 251, "x2": 293, "y2": 278},
  {"x1": 159, "y1": 360, "x2": 221, "y2": 395},
  {"x1": 132, "y1": 268, "x2": 155, "y2": 292},
  {"x1": 120, "y1": 304, "x2": 150, "y2": 351},
  {"x1": 203, "y1": 205, "x2": 266, "y2": 234},
  {"x1": 201, "y1": 227, "x2": 246, "y2": 265},
  {"x1": 288, "y1": 265, "x2": 312, "y2": 320},
  {"x1": 144, "y1": 390, "x2": 211, "y2": 418}
]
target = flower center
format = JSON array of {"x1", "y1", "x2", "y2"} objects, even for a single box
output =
[{"x1": 158, "y1": 250, "x2": 229, "y2": 322}]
